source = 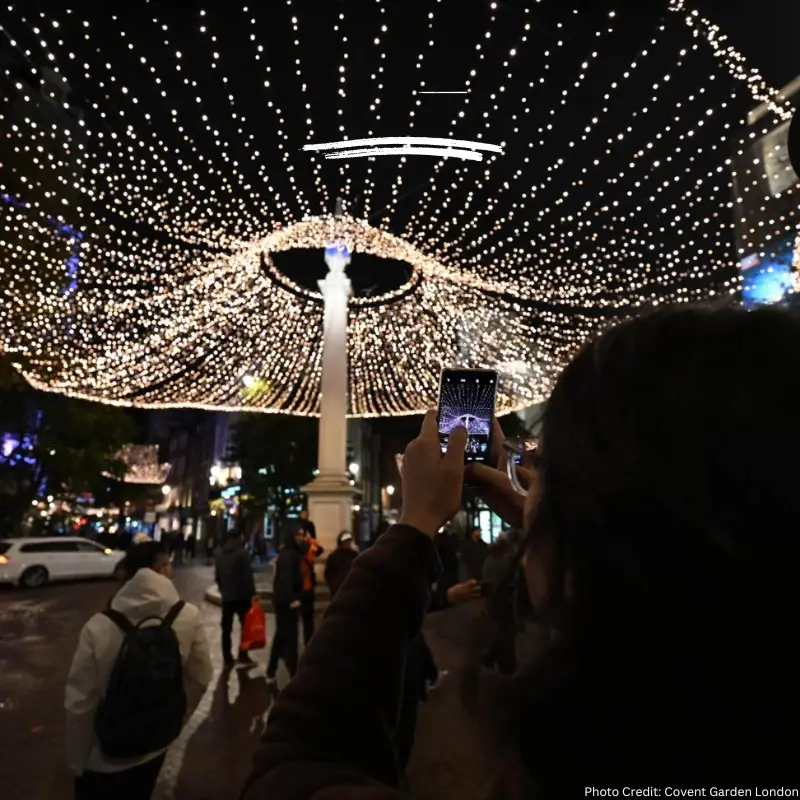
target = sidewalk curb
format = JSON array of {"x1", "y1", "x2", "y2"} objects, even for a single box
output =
[{"x1": 204, "y1": 585, "x2": 330, "y2": 614}]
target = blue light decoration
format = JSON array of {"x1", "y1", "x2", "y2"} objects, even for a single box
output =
[
  {"x1": 0, "y1": 192, "x2": 82, "y2": 296},
  {"x1": 740, "y1": 233, "x2": 799, "y2": 308},
  {"x1": 325, "y1": 239, "x2": 351, "y2": 259}
]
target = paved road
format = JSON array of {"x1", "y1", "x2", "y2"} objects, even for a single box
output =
[{"x1": 0, "y1": 564, "x2": 509, "y2": 800}]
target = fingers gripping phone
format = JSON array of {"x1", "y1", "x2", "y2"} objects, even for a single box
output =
[{"x1": 436, "y1": 368, "x2": 499, "y2": 472}]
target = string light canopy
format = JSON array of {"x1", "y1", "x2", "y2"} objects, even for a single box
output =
[{"x1": 0, "y1": 1, "x2": 797, "y2": 417}]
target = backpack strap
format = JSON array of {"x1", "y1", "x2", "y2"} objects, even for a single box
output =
[
  {"x1": 104, "y1": 608, "x2": 135, "y2": 635},
  {"x1": 163, "y1": 600, "x2": 185, "y2": 627}
]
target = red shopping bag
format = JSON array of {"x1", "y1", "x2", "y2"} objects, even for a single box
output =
[{"x1": 240, "y1": 597, "x2": 267, "y2": 651}]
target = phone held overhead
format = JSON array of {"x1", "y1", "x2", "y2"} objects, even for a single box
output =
[{"x1": 436, "y1": 368, "x2": 499, "y2": 472}]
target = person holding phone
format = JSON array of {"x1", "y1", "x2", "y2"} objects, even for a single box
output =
[{"x1": 243, "y1": 306, "x2": 800, "y2": 798}]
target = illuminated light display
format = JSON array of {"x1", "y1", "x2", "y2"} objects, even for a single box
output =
[{"x1": 0, "y1": 3, "x2": 797, "y2": 417}]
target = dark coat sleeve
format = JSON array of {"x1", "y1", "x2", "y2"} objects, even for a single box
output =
[
  {"x1": 273, "y1": 550, "x2": 302, "y2": 607},
  {"x1": 239, "y1": 549, "x2": 256, "y2": 599},
  {"x1": 242, "y1": 525, "x2": 441, "y2": 800}
]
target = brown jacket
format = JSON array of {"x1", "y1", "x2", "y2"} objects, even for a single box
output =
[{"x1": 241, "y1": 525, "x2": 442, "y2": 800}]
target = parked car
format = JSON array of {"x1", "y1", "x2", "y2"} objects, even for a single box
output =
[{"x1": 0, "y1": 537, "x2": 127, "y2": 588}]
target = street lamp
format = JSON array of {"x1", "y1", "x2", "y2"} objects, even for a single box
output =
[
  {"x1": 385, "y1": 485, "x2": 395, "y2": 496},
  {"x1": 161, "y1": 484, "x2": 171, "y2": 496},
  {"x1": 349, "y1": 462, "x2": 360, "y2": 477}
]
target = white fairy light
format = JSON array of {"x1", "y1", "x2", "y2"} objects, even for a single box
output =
[{"x1": 0, "y1": 3, "x2": 796, "y2": 418}]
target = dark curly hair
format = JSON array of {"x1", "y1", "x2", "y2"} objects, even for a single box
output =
[{"x1": 481, "y1": 305, "x2": 800, "y2": 793}]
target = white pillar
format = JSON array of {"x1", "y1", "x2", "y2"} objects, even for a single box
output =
[{"x1": 302, "y1": 241, "x2": 356, "y2": 561}]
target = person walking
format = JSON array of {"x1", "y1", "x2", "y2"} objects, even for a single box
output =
[
  {"x1": 323, "y1": 531, "x2": 358, "y2": 598},
  {"x1": 65, "y1": 541, "x2": 212, "y2": 800},
  {"x1": 266, "y1": 529, "x2": 304, "y2": 688},
  {"x1": 298, "y1": 527, "x2": 324, "y2": 644},
  {"x1": 215, "y1": 529, "x2": 257, "y2": 666}
]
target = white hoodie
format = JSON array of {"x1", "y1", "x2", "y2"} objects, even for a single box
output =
[{"x1": 64, "y1": 568, "x2": 213, "y2": 775}]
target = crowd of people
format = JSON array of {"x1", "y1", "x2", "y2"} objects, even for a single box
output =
[{"x1": 63, "y1": 304, "x2": 800, "y2": 798}]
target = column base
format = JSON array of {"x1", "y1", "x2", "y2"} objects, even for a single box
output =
[{"x1": 301, "y1": 473, "x2": 357, "y2": 563}]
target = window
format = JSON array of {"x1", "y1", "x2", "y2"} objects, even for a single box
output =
[
  {"x1": 20, "y1": 541, "x2": 79, "y2": 553},
  {"x1": 77, "y1": 541, "x2": 105, "y2": 553}
]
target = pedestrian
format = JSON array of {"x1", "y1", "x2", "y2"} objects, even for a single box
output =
[
  {"x1": 323, "y1": 531, "x2": 358, "y2": 598},
  {"x1": 266, "y1": 528, "x2": 304, "y2": 687},
  {"x1": 298, "y1": 527, "x2": 324, "y2": 644},
  {"x1": 186, "y1": 533, "x2": 196, "y2": 561},
  {"x1": 481, "y1": 533, "x2": 517, "y2": 675},
  {"x1": 204, "y1": 533, "x2": 215, "y2": 565},
  {"x1": 462, "y1": 526, "x2": 489, "y2": 580},
  {"x1": 241, "y1": 306, "x2": 800, "y2": 797},
  {"x1": 298, "y1": 508, "x2": 316, "y2": 540},
  {"x1": 433, "y1": 527, "x2": 460, "y2": 588},
  {"x1": 65, "y1": 540, "x2": 212, "y2": 800},
  {"x1": 215, "y1": 529, "x2": 257, "y2": 666}
]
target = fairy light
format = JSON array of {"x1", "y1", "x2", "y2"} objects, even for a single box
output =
[
  {"x1": 668, "y1": 0, "x2": 793, "y2": 122},
  {"x1": 1, "y1": 3, "x2": 797, "y2": 418},
  {"x1": 381, "y1": 1, "x2": 500, "y2": 228},
  {"x1": 360, "y1": 0, "x2": 389, "y2": 219},
  {"x1": 283, "y1": 1, "x2": 329, "y2": 212}
]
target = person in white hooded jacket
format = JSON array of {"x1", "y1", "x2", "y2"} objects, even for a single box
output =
[{"x1": 65, "y1": 540, "x2": 213, "y2": 800}]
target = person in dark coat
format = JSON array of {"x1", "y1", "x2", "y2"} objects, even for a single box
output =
[
  {"x1": 323, "y1": 531, "x2": 358, "y2": 599},
  {"x1": 244, "y1": 309, "x2": 800, "y2": 798},
  {"x1": 481, "y1": 533, "x2": 517, "y2": 675},
  {"x1": 266, "y1": 528, "x2": 304, "y2": 687},
  {"x1": 462, "y1": 526, "x2": 489, "y2": 580},
  {"x1": 298, "y1": 508, "x2": 317, "y2": 540},
  {"x1": 215, "y1": 529, "x2": 257, "y2": 666}
]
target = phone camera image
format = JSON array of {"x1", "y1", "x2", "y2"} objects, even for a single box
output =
[{"x1": 437, "y1": 370, "x2": 498, "y2": 464}]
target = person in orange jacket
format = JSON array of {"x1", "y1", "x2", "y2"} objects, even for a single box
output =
[{"x1": 298, "y1": 529, "x2": 324, "y2": 644}]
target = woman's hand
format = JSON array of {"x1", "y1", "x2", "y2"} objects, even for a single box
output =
[
  {"x1": 398, "y1": 410, "x2": 467, "y2": 537},
  {"x1": 447, "y1": 579, "x2": 483, "y2": 605},
  {"x1": 463, "y1": 418, "x2": 537, "y2": 530}
]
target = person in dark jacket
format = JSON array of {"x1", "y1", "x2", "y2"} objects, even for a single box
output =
[
  {"x1": 215, "y1": 529, "x2": 257, "y2": 666},
  {"x1": 324, "y1": 531, "x2": 358, "y2": 598},
  {"x1": 481, "y1": 533, "x2": 517, "y2": 675},
  {"x1": 244, "y1": 308, "x2": 800, "y2": 798},
  {"x1": 462, "y1": 526, "x2": 489, "y2": 580},
  {"x1": 266, "y1": 529, "x2": 304, "y2": 687},
  {"x1": 298, "y1": 529, "x2": 324, "y2": 644},
  {"x1": 298, "y1": 508, "x2": 317, "y2": 540}
]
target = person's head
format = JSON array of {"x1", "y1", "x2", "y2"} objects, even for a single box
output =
[
  {"x1": 509, "y1": 305, "x2": 800, "y2": 782},
  {"x1": 122, "y1": 541, "x2": 171, "y2": 581},
  {"x1": 299, "y1": 509, "x2": 309, "y2": 521},
  {"x1": 225, "y1": 528, "x2": 243, "y2": 546},
  {"x1": 337, "y1": 531, "x2": 354, "y2": 549},
  {"x1": 471, "y1": 527, "x2": 482, "y2": 541}
]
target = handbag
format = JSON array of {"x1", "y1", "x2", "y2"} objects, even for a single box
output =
[{"x1": 240, "y1": 597, "x2": 267, "y2": 651}]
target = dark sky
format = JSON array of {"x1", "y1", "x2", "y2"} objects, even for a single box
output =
[
  {"x1": 3, "y1": 0, "x2": 796, "y2": 301},
  {"x1": 694, "y1": 0, "x2": 800, "y2": 90}
]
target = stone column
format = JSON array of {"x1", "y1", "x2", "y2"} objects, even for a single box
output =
[{"x1": 301, "y1": 240, "x2": 356, "y2": 561}]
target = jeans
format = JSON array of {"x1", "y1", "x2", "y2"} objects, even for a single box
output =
[
  {"x1": 267, "y1": 606, "x2": 299, "y2": 679},
  {"x1": 300, "y1": 590, "x2": 315, "y2": 644},
  {"x1": 74, "y1": 754, "x2": 165, "y2": 800},
  {"x1": 221, "y1": 599, "x2": 251, "y2": 660}
]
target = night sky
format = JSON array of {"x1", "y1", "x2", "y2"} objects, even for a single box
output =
[
  {"x1": 4, "y1": 0, "x2": 785, "y2": 298},
  {"x1": 2, "y1": 0, "x2": 798, "y2": 417}
]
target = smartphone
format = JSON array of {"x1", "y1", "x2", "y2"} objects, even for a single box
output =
[{"x1": 436, "y1": 368, "x2": 499, "y2": 466}]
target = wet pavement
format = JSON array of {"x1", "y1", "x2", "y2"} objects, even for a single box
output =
[{"x1": 0, "y1": 563, "x2": 508, "y2": 800}]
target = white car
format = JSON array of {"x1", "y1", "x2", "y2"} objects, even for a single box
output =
[{"x1": 0, "y1": 537, "x2": 127, "y2": 588}]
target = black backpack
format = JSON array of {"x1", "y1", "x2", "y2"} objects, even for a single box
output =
[{"x1": 95, "y1": 601, "x2": 187, "y2": 759}]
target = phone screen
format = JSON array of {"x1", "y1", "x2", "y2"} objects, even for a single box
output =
[{"x1": 437, "y1": 368, "x2": 499, "y2": 464}]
